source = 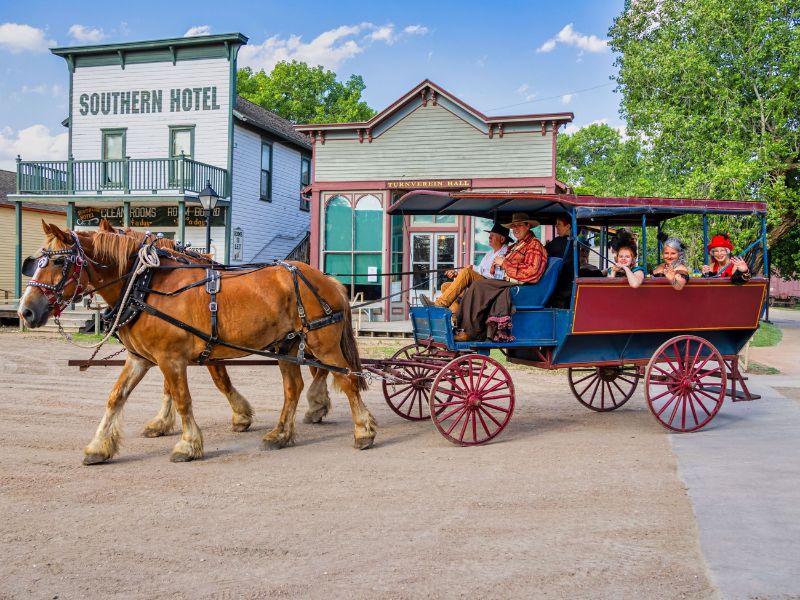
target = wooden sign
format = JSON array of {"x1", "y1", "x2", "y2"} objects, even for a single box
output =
[{"x1": 385, "y1": 179, "x2": 471, "y2": 189}]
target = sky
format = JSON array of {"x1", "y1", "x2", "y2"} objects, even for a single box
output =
[{"x1": 0, "y1": 0, "x2": 625, "y2": 171}]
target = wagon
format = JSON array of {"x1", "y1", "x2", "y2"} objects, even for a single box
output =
[{"x1": 368, "y1": 191, "x2": 769, "y2": 445}]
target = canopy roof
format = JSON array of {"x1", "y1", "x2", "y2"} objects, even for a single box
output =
[{"x1": 388, "y1": 191, "x2": 767, "y2": 224}]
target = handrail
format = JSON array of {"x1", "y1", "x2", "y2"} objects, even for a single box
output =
[{"x1": 16, "y1": 157, "x2": 228, "y2": 197}]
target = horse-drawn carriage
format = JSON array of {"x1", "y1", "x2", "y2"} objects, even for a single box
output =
[
  {"x1": 18, "y1": 191, "x2": 768, "y2": 462},
  {"x1": 367, "y1": 191, "x2": 769, "y2": 445}
]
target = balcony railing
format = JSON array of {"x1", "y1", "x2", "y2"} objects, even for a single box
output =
[{"x1": 16, "y1": 155, "x2": 228, "y2": 197}]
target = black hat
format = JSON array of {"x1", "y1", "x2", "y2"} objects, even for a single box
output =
[{"x1": 485, "y1": 222, "x2": 511, "y2": 241}]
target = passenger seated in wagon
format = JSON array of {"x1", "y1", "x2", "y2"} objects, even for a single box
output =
[
  {"x1": 652, "y1": 234, "x2": 690, "y2": 291},
  {"x1": 420, "y1": 222, "x2": 510, "y2": 310},
  {"x1": 543, "y1": 215, "x2": 575, "y2": 308},
  {"x1": 453, "y1": 212, "x2": 548, "y2": 342},
  {"x1": 702, "y1": 233, "x2": 751, "y2": 285},
  {"x1": 606, "y1": 229, "x2": 644, "y2": 288}
]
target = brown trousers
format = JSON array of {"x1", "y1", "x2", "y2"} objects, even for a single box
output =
[{"x1": 434, "y1": 268, "x2": 485, "y2": 308}]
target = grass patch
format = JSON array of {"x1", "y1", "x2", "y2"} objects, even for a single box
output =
[
  {"x1": 68, "y1": 332, "x2": 120, "y2": 344},
  {"x1": 745, "y1": 360, "x2": 780, "y2": 375},
  {"x1": 751, "y1": 321, "x2": 783, "y2": 347}
]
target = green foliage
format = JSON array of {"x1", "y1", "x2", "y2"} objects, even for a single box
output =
[
  {"x1": 750, "y1": 321, "x2": 783, "y2": 347},
  {"x1": 608, "y1": 0, "x2": 800, "y2": 276},
  {"x1": 237, "y1": 61, "x2": 376, "y2": 124}
]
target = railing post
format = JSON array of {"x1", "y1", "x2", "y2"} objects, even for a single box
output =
[
  {"x1": 67, "y1": 154, "x2": 74, "y2": 194},
  {"x1": 15, "y1": 155, "x2": 21, "y2": 193},
  {"x1": 179, "y1": 152, "x2": 186, "y2": 194},
  {"x1": 123, "y1": 156, "x2": 130, "y2": 194}
]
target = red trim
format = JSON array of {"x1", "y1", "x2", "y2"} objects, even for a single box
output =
[
  {"x1": 310, "y1": 190, "x2": 321, "y2": 268},
  {"x1": 309, "y1": 177, "x2": 555, "y2": 192}
]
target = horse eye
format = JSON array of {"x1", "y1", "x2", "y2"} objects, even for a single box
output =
[{"x1": 52, "y1": 258, "x2": 65, "y2": 266}]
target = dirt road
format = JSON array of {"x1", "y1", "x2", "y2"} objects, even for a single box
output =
[{"x1": 0, "y1": 332, "x2": 716, "y2": 599}]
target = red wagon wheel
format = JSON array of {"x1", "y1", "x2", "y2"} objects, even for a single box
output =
[
  {"x1": 429, "y1": 354, "x2": 515, "y2": 446},
  {"x1": 645, "y1": 335, "x2": 726, "y2": 432},
  {"x1": 567, "y1": 365, "x2": 640, "y2": 412},
  {"x1": 382, "y1": 343, "x2": 441, "y2": 421}
]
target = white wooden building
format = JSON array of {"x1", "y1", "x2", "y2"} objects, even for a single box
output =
[
  {"x1": 295, "y1": 80, "x2": 573, "y2": 321},
  {"x1": 8, "y1": 33, "x2": 311, "y2": 297}
]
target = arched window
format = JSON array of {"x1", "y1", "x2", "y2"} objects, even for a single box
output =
[{"x1": 323, "y1": 194, "x2": 384, "y2": 300}]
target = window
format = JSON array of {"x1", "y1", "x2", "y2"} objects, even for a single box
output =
[
  {"x1": 323, "y1": 194, "x2": 383, "y2": 301},
  {"x1": 473, "y1": 217, "x2": 495, "y2": 267},
  {"x1": 101, "y1": 129, "x2": 126, "y2": 188},
  {"x1": 260, "y1": 142, "x2": 272, "y2": 201},
  {"x1": 169, "y1": 126, "x2": 194, "y2": 188},
  {"x1": 300, "y1": 156, "x2": 311, "y2": 211},
  {"x1": 411, "y1": 214, "x2": 456, "y2": 224}
]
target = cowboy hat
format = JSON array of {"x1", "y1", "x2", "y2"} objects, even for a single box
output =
[
  {"x1": 502, "y1": 212, "x2": 539, "y2": 228},
  {"x1": 484, "y1": 222, "x2": 511, "y2": 241}
]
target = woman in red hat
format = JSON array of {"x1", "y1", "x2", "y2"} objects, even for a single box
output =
[{"x1": 702, "y1": 233, "x2": 751, "y2": 284}]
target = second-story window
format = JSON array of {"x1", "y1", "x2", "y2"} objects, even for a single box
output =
[
  {"x1": 102, "y1": 128, "x2": 126, "y2": 188},
  {"x1": 169, "y1": 126, "x2": 194, "y2": 188},
  {"x1": 300, "y1": 156, "x2": 311, "y2": 211},
  {"x1": 260, "y1": 142, "x2": 272, "y2": 201}
]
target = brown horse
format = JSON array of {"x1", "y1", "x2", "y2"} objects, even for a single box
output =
[
  {"x1": 18, "y1": 221, "x2": 376, "y2": 463},
  {"x1": 92, "y1": 222, "x2": 334, "y2": 437}
]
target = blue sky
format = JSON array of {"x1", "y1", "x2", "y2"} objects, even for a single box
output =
[{"x1": 0, "y1": 0, "x2": 625, "y2": 170}]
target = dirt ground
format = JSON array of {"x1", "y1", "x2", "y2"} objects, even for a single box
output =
[{"x1": 0, "y1": 331, "x2": 717, "y2": 599}]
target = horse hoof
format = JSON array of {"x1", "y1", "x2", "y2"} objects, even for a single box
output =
[
  {"x1": 83, "y1": 453, "x2": 109, "y2": 465},
  {"x1": 354, "y1": 437, "x2": 375, "y2": 450},
  {"x1": 170, "y1": 451, "x2": 194, "y2": 462},
  {"x1": 232, "y1": 422, "x2": 251, "y2": 433},
  {"x1": 260, "y1": 439, "x2": 284, "y2": 450},
  {"x1": 303, "y1": 413, "x2": 323, "y2": 424},
  {"x1": 142, "y1": 427, "x2": 165, "y2": 438}
]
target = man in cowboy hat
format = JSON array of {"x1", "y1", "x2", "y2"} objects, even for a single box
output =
[
  {"x1": 420, "y1": 222, "x2": 510, "y2": 309},
  {"x1": 454, "y1": 212, "x2": 548, "y2": 341}
]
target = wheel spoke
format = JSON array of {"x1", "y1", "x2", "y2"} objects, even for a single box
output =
[
  {"x1": 445, "y1": 406, "x2": 469, "y2": 435},
  {"x1": 687, "y1": 393, "x2": 700, "y2": 427},
  {"x1": 480, "y1": 392, "x2": 513, "y2": 401},
  {"x1": 588, "y1": 376, "x2": 603, "y2": 406},
  {"x1": 609, "y1": 378, "x2": 629, "y2": 402},
  {"x1": 458, "y1": 407, "x2": 471, "y2": 441},
  {"x1": 600, "y1": 378, "x2": 606, "y2": 409},
  {"x1": 616, "y1": 375, "x2": 639, "y2": 385},
  {"x1": 476, "y1": 408, "x2": 492, "y2": 437},
  {"x1": 478, "y1": 405, "x2": 504, "y2": 428},
  {"x1": 394, "y1": 387, "x2": 417, "y2": 410},
  {"x1": 571, "y1": 371, "x2": 599, "y2": 385},
  {"x1": 671, "y1": 342, "x2": 685, "y2": 373},
  {"x1": 481, "y1": 401, "x2": 512, "y2": 413},
  {"x1": 578, "y1": 373, "x2": 600, "y2": 397},
  {"x1": 605, "y1": 381, "x2": 620, "y2": 407},
  {"x1": 649, "y1": 388, "x2": 676, "y2": 403},
  {"x1": 694, "y1": 387, "x2": 723, "y2": 402},
  {"x1": 438, "y1": 403, "x2": 468, "y2": 422},
  {"x1": 689, "y1": 391, "x2": 712, "y2": 417},
  {"x1": 385, "y1": 383, "x2": 413, "y2": 399},
  {"x1": 477, "y1": 366, "x2": 501, "y2": 394},
  {"x1": 668, "y1": 392, "x2": 682, "y2": 425},
  {"x1": 655, "y1": 393, "x2": 679, "y2": 417}
]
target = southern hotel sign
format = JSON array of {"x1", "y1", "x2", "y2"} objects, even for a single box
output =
[{"x1": 78, "y1": 86, "x2": 222, "y2": 115}]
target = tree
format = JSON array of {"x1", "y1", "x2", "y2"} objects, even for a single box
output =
[
  {"x1": 557, "y1": 123, "x2": 671, "y2": 197},
  {"x1": 608, "y1": 0, "x2": 800, "y2": 275},
  {"x1": 237, "y1": 61, "x2": 376, "y2": 124}
]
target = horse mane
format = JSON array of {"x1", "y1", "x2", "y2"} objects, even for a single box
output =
[{"x1": 91, "y1": 230, "x2": 187, "y2": 277}]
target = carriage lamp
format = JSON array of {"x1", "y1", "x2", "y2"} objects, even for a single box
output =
[{"x1": 198, "y1": 180, "x2": 218, "y2": 256}]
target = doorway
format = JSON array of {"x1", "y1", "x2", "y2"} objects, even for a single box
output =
[{"x1": 409, "y1": 232, "x2": 456, "y2": 304}]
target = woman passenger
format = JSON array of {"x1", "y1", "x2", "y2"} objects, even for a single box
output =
[
  {"x1": 702, "y1": 233, "x2": 751, "y2": 285},
  {"x1": 607, "y1": 229, "x2": 644, "y2": 288},
  {"x1": 652, "y1": 234, "x2": 690, "y2": 291}
]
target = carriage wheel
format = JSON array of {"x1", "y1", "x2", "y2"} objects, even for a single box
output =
[
  {"x1": 382, "y1": 343, "x2": 440, "y2": 421},
  {"x1": 645, "y1": 335, "x2": 726, "y2": 432},
  {"x1": 429, "y1": 354, "x2": 515, "y2": 446},
  {"x1": 567, "y1": 365, "x2": 640, "y2": 412}
]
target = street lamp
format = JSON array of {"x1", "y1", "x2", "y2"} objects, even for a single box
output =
[{"x1": 198, "y1": 180, "x2": 218, "y2": 257}]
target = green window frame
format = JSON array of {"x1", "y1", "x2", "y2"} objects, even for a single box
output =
[
  {"x1": 101, "y1": 128, "x2": 126, "y2": 188},
  {"x1": 300, "y1": 156, "x2": 311, "y2": 211},
  {"x1": 168, "y1": 125, "x2": 195, "y2": 188},
  {"x1": 260, "y1": 141, "x2": 272, "y2": 201}
]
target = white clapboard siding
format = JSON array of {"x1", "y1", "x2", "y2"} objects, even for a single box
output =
[
  {"x1": 71, "y1": 58, "x2": 230, "y2": 169},
  {"x1": 230, "y1": 125, "x2": 310, "y2": 262},
  {"x1": 314, "y1": 104, "x2": 553, "y2": 181},
  {"x1": 0, "y1": 207, "x2": 66, "y2": 296}
]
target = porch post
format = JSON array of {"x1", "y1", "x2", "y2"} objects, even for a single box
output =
[
  {"x1": 14, "y1": 201, "x2": 22, "y2": 300},
  {"x1": 123, "y1": 201, "x2": 130, "y2": 228},
  {"x1": 66, "y1": 202, "x2": 75, "y2": 230},
  {"x1": 178, "y1": 200, "x2": 186, "y2": 244}
]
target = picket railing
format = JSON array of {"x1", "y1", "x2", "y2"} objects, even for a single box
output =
[{"x1": 16, "y1": 154, "x2": 228, "y2": 197}]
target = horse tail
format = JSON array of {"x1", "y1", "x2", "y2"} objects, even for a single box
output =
[{"x1": 333, "y1": 279, "x2": 368, "y2": 391}]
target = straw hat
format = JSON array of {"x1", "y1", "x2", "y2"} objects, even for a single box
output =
[{"x1": 502, "y1": 212, "x2": 539, "y2": 228}]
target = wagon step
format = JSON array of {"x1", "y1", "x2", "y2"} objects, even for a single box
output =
[{"x1": 702, "y1": 385, "x2": 761, "y2": 402}]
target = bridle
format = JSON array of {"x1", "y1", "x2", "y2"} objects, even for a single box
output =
[{"x1": 23, "y1": 232, "x2": 94, "y2": 317}]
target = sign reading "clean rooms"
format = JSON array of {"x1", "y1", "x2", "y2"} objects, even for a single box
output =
[{"x1": 78, "y1": 86, "x2": 222, "y2": 116}]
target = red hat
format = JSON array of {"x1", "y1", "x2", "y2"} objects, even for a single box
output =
[{"x1": 708, "y1": 234, "x2": 734, "y2": 252}]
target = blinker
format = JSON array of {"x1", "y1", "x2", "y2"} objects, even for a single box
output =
[{"x1": 21, "y1": 256, "x2": 42, "y2": 276}]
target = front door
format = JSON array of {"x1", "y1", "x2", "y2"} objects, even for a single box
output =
[{"x1": 410, "y1": 232, "x2": 456, "y2": 304}]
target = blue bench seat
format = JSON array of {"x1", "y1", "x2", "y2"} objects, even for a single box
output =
[{"x1": 509, "y1": 256, "x2": 564, "y2": 309}]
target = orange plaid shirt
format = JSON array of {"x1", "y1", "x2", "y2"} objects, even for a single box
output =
[{"x1": 503, "y1": 233, "x2": 548, "y2": 283}]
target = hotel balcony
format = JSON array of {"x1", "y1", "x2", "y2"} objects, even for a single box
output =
[{"x1": 15, "y1": 155, "x2": 228, "y2": 198}]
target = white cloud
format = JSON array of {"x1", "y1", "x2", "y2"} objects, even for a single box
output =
[
  {"x1": 561, "y1": 94, "x2": 573, "y2": 104},
  {"x1": 68, "y1": 24, "x2": 106, "y2": 43},
  {"x1": 475, "y1": 54, "x2": 487, "y2": 68},
  {"x1": 0, "y1": 23, "x2": 56, "y2": 53},
  {"x1": 563, "y1": 118, "x2": 628, "y2": 140},
  {"x1": 184, "y1": 25, "x2": 211, "y2": 37},
  {"x1": 0, "y1": 125, "x2": 68, "y2": 171},
  {"x1": 20, "y1": 83, "x2": 65, "y2": 97},
  {"x1": 517, "y1": 83, "x2": 530, "y2": 95},
  {"x1": 240, "y1": 23, "x2": 430, "y2": 72},
  {"x1": 536, "y1": 23, "x2": 608, "y2": 54}
]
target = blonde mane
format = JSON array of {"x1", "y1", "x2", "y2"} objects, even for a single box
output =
[{"x1": 91, "y1": 230, "x2": 185, "y2": 277}]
